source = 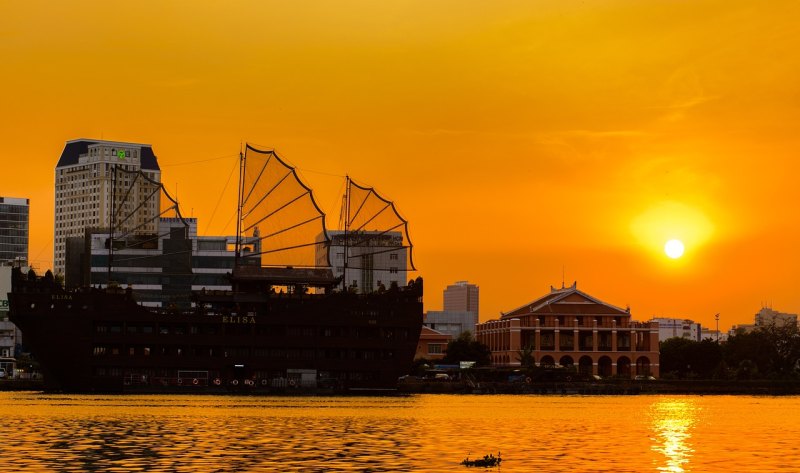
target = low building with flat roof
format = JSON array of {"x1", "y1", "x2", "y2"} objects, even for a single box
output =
[
  {"x1": 424, "y1": 310, "x2": 478, "y2": 338},
  {"x1": 651, "y1": 317, "x2": 702, "y2": 342},
  {"x1": 415, "y1": 326, "x2": 451, "y2": 361}
]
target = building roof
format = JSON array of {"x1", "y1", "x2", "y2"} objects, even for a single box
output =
[
  {"x1": 419, "y1": 326, "x2": 452, "y2": 340},
  {"x1": 501, "y1": 282, "x2": 630, "y2": 319},
  {"x1": 56, "y1": 139, "x2": 160, "y2": 171},
  {"x1": 0, "y1": 197, "x2": 29, "y2": 206}
]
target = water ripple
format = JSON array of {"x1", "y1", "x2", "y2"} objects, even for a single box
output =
[{"x1": 1, "y1": 393, "x2": 799, "y2": 472}]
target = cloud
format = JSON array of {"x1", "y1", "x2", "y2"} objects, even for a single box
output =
[{"x1": 654, "y1": 68, "x2": 720, "y2": 122}]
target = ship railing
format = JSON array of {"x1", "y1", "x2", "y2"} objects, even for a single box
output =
[
  {"x1": 123, "y1": 374, "x2": 150, "y2": 386},
  {"x1": 142, "y1": 371, "x2": 210, "y2": 387},
  {"x1": 150, "y1": 376, "x2": 210, "y2": 387}
]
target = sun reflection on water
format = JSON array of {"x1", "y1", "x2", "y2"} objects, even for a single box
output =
[{"x1": 650, "y1": 398, "x2": 698, "y2": 473}]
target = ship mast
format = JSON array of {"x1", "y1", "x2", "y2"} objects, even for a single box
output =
[
  {"x1": 108, "y1": 163, "x2": 115, "y2": 285},
  {"x1": 342, "y1": 175, "x2": 351, "y2": 291},
  {"x1": 234, "y1": 146, "x2": 245, "y2": 266}
]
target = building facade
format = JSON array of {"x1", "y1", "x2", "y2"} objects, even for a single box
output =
[
  {"x1": 68, "y1": 218, "x2": 239, "y2": 307},
  {"x1": 0, "y1": 197, "x2": 29, "y2": 266},
  {"x1": 424, "y1": 310, "x2": 478, "y2": 338},
  {"x1": 701, "y1": 327, "x2": 728, "y2": 343},
  {"x1": 55, "y1": 139, "x2": 161, "y2": 276},
  {"x1": 0, "y1": 266, "x2": 17, "y2": 358},
  {"x1": 651, "y1": 317, "x2": 702, "y2": 342},
  {"x1": 324, "y1": 230, "x2": 408, "y2": 293},
  {"x1": 443, "y1": 281, "x2": 479, "y2": 317},
  {"x1": 755, "y1": 307, "x2": 797, "y2": 328},
  {"x1": 415, "y1": 326, "x2": 451, "y2": 361},
  {"x1": 475, "y1": 282, "x2": 660, "y2": 378}
]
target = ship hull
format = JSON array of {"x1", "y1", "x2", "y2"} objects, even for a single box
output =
[{"x1": 10, "y1": 282, "x2": 423, "y2": 394}]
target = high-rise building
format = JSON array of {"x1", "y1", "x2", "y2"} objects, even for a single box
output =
[
  {"x1": 0, "y1": 197, "x2": 29, "y2": 265},
  {"x1": 54, "y1": 139, "x2": 161, "y2": 276},
  {"x1": 443, "y1": 281, "x2": 479, "y2": 317}
]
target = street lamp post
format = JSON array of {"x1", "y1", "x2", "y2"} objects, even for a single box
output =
[{"x1": 715, "y1": 313, "x2": 720, "y2": 344}]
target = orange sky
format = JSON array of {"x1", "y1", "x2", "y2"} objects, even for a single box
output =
[{"x1": 3, "y1": 1, "x2": 800, "y2": 329}]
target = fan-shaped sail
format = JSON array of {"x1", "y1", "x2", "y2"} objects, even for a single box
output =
[
  {"x1": 238, "y1": 144, "x2": 330, "y2": 268},
  {"x1": 341, "y1": 178, "x2": 415, "y2": 276},
  {"x1": 107, "y1": 166, "x2": 192, "y2": 304},
  {"x1": 111, "y1": 166, "x2": 188, "y2": 246}
]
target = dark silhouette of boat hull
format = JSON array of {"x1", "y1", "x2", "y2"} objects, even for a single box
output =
[{"x1": 10, "y1": 274, "x2": 423, "y2": 394}]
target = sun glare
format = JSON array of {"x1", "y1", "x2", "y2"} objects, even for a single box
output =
[
  {"x1": 630, "y1": 201, "x2": 713, "y2": 260},
  {"x1": 664, "y1": 239, "x2": 685, "y2": 259}
]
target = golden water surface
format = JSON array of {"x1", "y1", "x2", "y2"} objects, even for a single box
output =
[{"x1": 0, "y1": 393, "x2": 797, "y2": 472}]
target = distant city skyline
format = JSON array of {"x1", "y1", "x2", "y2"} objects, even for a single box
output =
[{"x1": 4, "y1": 1, "x2": 800, "y2": 327}]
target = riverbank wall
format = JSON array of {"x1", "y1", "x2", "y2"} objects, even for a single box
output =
[{"x1": 399, "y1": 379, "x2": 800, "y2": 395}]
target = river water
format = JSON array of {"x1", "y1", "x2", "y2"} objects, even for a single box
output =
[{"x1": 0, "y1": 393, "x2": 796, "y2": 472}]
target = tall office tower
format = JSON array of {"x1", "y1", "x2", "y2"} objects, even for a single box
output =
[
  {"x1": 54, "y1": 139, "x2": 161, "y2": 276},
  {"x1": 0, "y1": 197, "x2": 29, "y2": 265},
  {"x1": 443, "y1": 281, "x2": 479, "y2": 318}
]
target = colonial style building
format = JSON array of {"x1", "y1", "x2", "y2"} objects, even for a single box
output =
[{"x1": 475, "y1": 282, "x2": 660, "y2": 378}]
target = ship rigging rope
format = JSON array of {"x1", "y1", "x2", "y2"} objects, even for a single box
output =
[
  {"x1": 115, "y1": 205, "x2": 180, "y2": 241},
  {"x1": 204, "y1": 156, "x2": 240, "y2": 235},
  {"x1": 350, "y1": 203, "x2": 391, "y2": 232},
  {"x1": 346, "y1": 223, "x2": 407, "y2": 248},
  {"x1": 114, "y1": 228, "x2": 184, "y2": 250},
  {"x1": 255, "y1": 215, "x2": 323, "y2": 241},
  {"x1": 248, "y1": 240, "x2": 325, "y2": 258},
  {"x1": 110, "y1": 249, "x2": 193, "y2": 264},
  {"x1": 242, "y1": 190, "x2": 310, "y2": 234},
  {"x1": 161, "y1": 153, "x2": 238, "y2": 167}
]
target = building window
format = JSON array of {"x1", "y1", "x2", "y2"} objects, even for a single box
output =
[
  {"x1": 390, "y1": 254, "x2": 398, "y2": 260},
  {"x1": 428, "y1": 344, "x2": 443, "y2": 355},
  {"x1": 389, "y1": 267, "x2": 398, "y2": 274}
]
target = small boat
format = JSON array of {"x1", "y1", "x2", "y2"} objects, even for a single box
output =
[{"x1": 461, "y1": 452, "x2": 502, "y2": 468}]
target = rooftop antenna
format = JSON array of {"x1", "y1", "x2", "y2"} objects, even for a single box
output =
[{"x1": 562, "y1": 265, "x2": 565, "y2": 289}]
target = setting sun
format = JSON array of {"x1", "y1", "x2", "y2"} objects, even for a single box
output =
[{"x1": 664, "y1": 239, "x2": 685, "y2": 259}]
